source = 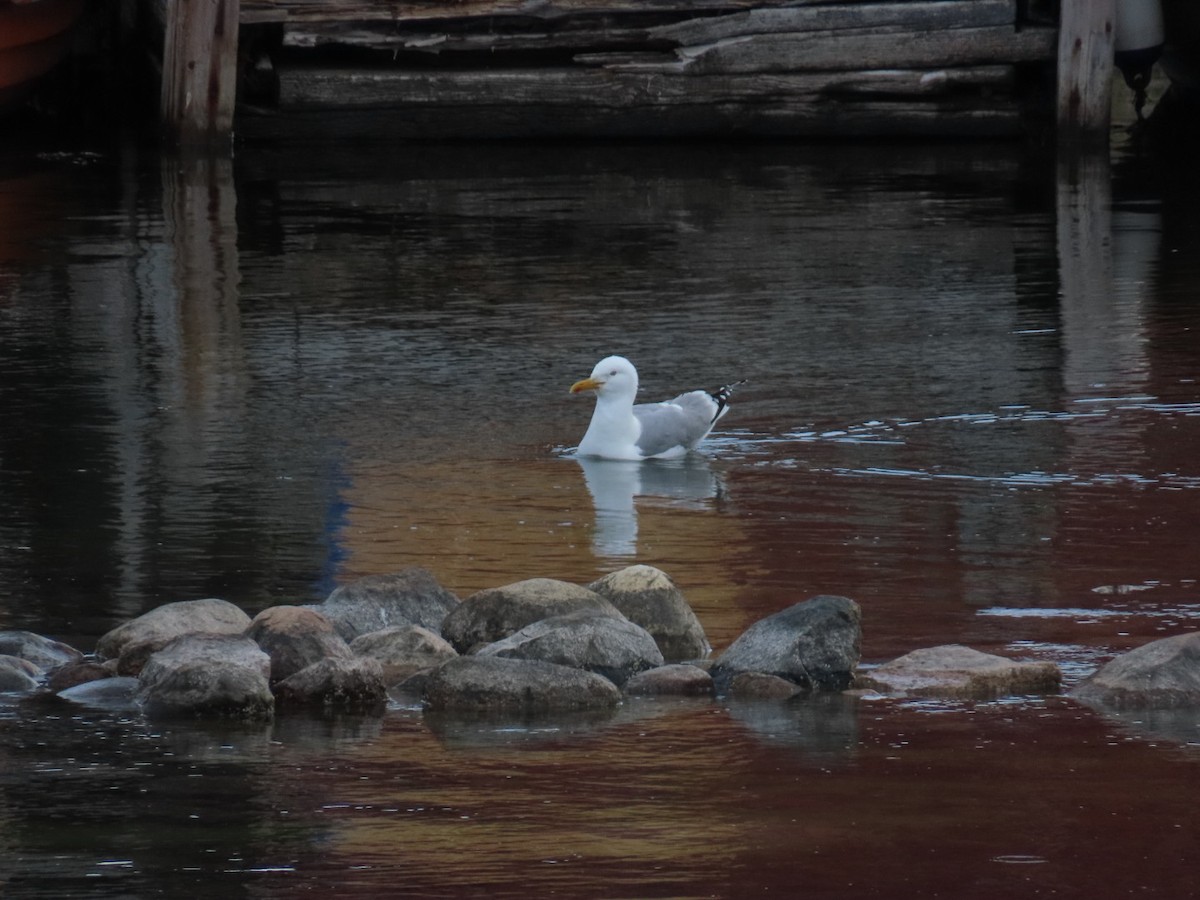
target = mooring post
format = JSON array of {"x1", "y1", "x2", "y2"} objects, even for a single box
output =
[
  {"x1": 1057, "y1": 0, "x2": 1117, "y2": 146},
  {"x1": 161, "y1": 0, "x2": 240, "y2": 146}
]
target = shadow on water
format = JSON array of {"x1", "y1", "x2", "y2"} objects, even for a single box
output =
[{"x1": 1, "y1": 129, "x2": 1199, "y2": 897}]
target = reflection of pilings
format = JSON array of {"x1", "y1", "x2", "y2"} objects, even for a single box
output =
[
  {"x1": 1056, "y1": 151, "x2": 1149, "y2": 395},
  {"x1": 161, "y1": 153, "x2": 244, "y2": 418},
  {"x1": 1055, "y1": 148, "x2": 1153, "y2": 478}
]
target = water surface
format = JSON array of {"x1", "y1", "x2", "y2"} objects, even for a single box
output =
[{"x1": 0, "y1": 132, "x2": 1197, "y2": 897}]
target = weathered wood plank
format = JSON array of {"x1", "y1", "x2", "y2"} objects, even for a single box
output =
[
  {"x1": 282, "y1": 21, "x2": 655, "y2": 53},
  {"x1": 280, "y1": 0, "x2": 1018, "y2": 56},
  {"x1": 666, "y1": 24, "x2": 1056, "y2": 74},
  {"x1": 275, "y1": 64, "x2": 1019, "y2": 110},
  {"x1": 650, "y1": 0, "x2": 1015, "y2": 46},
  {"x1": 240, "y1": 93, "x2": 1026, "y2": 141},
  {"x1": 243, "y1": 0, "x2": 820, "y2": 25}
]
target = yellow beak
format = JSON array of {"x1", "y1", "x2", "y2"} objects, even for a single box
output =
[{"x1": 570, "y1": 377, "x2": 603, "y2": 394}]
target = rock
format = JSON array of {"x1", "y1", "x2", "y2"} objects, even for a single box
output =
[
  {"x1": 245, "y1": 605, "x2": 352, "y2": 683},
  {"x1": 350, "y1": 625, "x2": 458, "y2": 685},
  {"x1": 624, "y1": 664, "x2": 714, "y2": 697},
  {"x1": 1072, "y1": 633, "x2": 1200, "y2": 709},
  {"x1": 136, "y1": 634, "x2": 274, "y2": 719},
  {"x1": 0, "y1": 654, "x2": 41, "y2": 692},
  {"x1": 728, "y1": 672, "x2": 806, "y2": 700},
  {"x1": 390, "y1": 669, "x2": 434, "y2": 701},
  {"x1": 318, "y1": 568, "x2": 460, "y2": 641},
  {"x1": 57, "y1": 676, "x2": 140, "y2": 711},
  {"x1": 477, "y1": 609, "x2": 663, "y2": 686},
  {"x1": 858, "y1": 645, "x2": 1062, "y2": 700},
  {"x1": 0, "y1": 631, "x2": 84, "y2": 671},
  {"x1": 47, "y1": 661, "x2": 116, "y2": 692},
  {"x1": 441, "y1": 578, "x2": 622, "y2": 653},
  {"x1": 711, "y1": 595, "x2": 861, "y2": 694},
  {"x1": 96, "y1": 598, "x2": 253, "y2": 676},
  {"x1": 588, "y1": 565, "x2": 711, "y2": 661},
  {"x1": 424, "y1": 656, "x2": 621, "y2": 713},
  {"x1": 273, "y1": 657, "x2": 387, "y2": 711}
]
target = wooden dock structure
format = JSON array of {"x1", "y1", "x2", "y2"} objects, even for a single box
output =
[{"x1": 150, "y1": 0, "x2": 1119, "y2": 145}]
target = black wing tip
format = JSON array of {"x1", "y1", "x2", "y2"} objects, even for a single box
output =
[{"x1": 707, "y1": 379, "x2": 746, "y2": 418}]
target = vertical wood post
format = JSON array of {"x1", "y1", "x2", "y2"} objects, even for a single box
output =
[
  {"x1": 1057, "y1": 0, "x2": 1116, "y2": 146},
  {"x1": 161, "y1": 0, "x2": 240, "y2": 146}
]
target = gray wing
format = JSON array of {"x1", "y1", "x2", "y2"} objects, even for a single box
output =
[{"x1": 632, "y1": 391, "x2": 722, "y2": 457}]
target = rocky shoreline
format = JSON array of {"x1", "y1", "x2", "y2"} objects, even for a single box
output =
[{"x1": 1, "y1": 566, "x2": 1197, "y2": 728}]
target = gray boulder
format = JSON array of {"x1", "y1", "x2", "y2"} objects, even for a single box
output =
[
  {"x1": 624, "y1": 664, "x2": 714, "y2": 697},
  {"x1": 0, "y1": 654, "x2": 41, "y2": 692},
  {"x1": 477, "y1": 609, "x2": 663, "y2": 686},
  {"x1": 318, "y1": 568, "x2": 460, "y2": 641},
  {"x1": 245, "y1": 605, "x2": 353, "y2": 683},
  {"x1": 424, "y1": 656, "x2": 621, "y2": 713},
  {"x1": 273, "y1": 657, "x2": 388, "y2": 711},
  {"x1": 136, "y1": 634, "x2": 273, "y2": 719},
  {"x1": 96, "y1": 598, "x2": 253, "y2": 675},
  {"x1": 711, "y1": 595, "x2": 861, "y2": 694},
  {"x1": 588, "y1": 565, "x2": 710, "y2": 662},
  {"x1": 0, "y1": 631, "x2": 84, "y2": 671},
  {"x1": 350, "y1": 625, "x2": 458, "y2": 685},
  {"x1": 441, "y1": 578, "x2": 622, "y2": 653},
  {"x1": 1072, "y1": 632, "x2": 1200, "y2": 708},
  {"x1": 859, "y1": 645, "x2": 1062, "y2": 700}
]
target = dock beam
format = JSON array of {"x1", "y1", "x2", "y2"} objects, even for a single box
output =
[
  {"x1": 160, "y1": 0, "x2": 240, "y2": 146},
  {"x1": 154, "y1": 0, "x2": 1121, "y2": 148},
  {"x1": 1056, "y1": 0, "x2": 1117, "y2": 146}
]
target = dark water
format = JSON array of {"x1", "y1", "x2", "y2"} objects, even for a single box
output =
[{"x1": 1, "y1": 126, "x2": 1198, "y2": 898}]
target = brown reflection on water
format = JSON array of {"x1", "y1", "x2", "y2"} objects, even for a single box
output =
[{"x1": 145, "y1": 696, "x2": 1194, "y2": 900}]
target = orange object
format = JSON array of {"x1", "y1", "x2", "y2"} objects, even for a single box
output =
[{"x1": 0, "y1": 0, "x2": 85, "y2": 108}]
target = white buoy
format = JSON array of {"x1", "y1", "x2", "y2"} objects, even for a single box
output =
[
  {"x1": 1114, "y1": 0, "x2": 1164, "y2": 120},
  {"x1": 1115, "y1": 0, "x2": 1164, "y2": 82}
]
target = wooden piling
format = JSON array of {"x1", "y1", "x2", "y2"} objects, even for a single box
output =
[
  {"x1": 160, "y1": 0, "x2": 240, "y2": 146},
  {"x1": 1056, "y1": 0, "x2": 1116, "y2": 145}
]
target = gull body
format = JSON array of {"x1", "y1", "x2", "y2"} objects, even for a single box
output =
[{"x1": 569, "y1": 355, "x2": 740, "y2": 460}]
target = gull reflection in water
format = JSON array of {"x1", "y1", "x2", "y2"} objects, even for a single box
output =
[{"x1": 574, "y1": 455, "x2": 726, "y2": 557}]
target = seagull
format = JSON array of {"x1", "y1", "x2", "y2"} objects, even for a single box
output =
[{"x1": 569, "y1": 355, "x2": 742, "y2": 460}]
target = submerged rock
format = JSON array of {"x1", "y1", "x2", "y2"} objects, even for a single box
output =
[
  {"x1": 273, "y1": 657, "x2": 387, "y2": 711},
  {"x1": 588, "y1": 565, "x2": 711, "y2": 662},
  {"x1": 711, "y1": 595, "x2": 861, "y2": 694},
  {"x1": 441, "y1": 578, "x2": 621, "y2": 653},
  {"x1": 0, "y1": 631, "x2": 84, "y2": 671},
  {"x1": 96, "y1": 598, "x2": 253, "y2": 676},
  {"x1": 624, "y1": 663, "x2": 714, "y2": 697},
  {"x1": 858, "y1": 645, "x2": 1062, "y2": 700},
  {"x1": 245, "y1": 605, "x2": 353, "y2": 683},
  {"x1": 318, "y1": 568, "x2": 460, "y2": 641},
  {"x1": 476, "y1": 609, "x2": 664, "y2": 686},
  {"x1": 57, "y1": 676, "x2": 140, "y2": 711},
  {"x1": 1072, "y1": 633, "x2": 1200, "y2": 709},
  {"x1": 350, "y1": 625, "x2": 458, "y2": 685},
  {"x1": 47, "y1": 660, "x2": 116, "y2": 692},
  {"x1": 137, "y1": 634, "x2": 273, "y2": 720},
  {"x1": 0, "y1": 654, "x2": 41, "y2": 692},
  {"x1": 728, "y1": 671, "x2": 806, "y2": 700},
  {"x1": 423, "y1": 656, "x2": 621, "y2": 713}
]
